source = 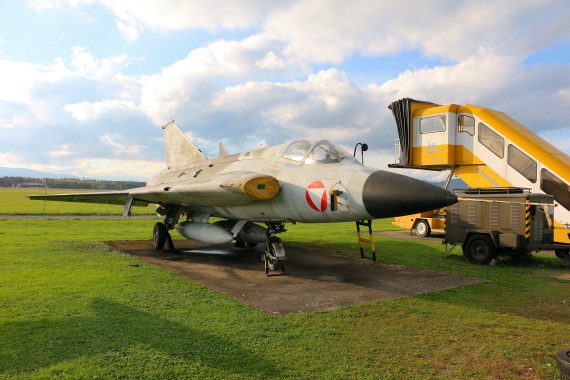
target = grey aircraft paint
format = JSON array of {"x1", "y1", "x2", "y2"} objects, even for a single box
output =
[{"x1": 30, "y1": 121, "x2": 458, "y2": 269}]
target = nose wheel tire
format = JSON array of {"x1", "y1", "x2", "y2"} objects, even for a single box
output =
[
  {"x1": 153, "y1": 222, "x2": 167, "y2": 250},
  {"x1": 267, "y1": 258, "x2": 281, "y2": 271},
  {"x1": 265, "y1": 256, "x2": 282, "y2": 273},
  {"x1": 264, "y1": 241, "x2": 285, "y2": 274},
  {"x1": 415, "y1": 220, "x2": 431, "y2": 237},
  {"x1": 465, "y1": 234, "x2": 496, "y2": 265}
]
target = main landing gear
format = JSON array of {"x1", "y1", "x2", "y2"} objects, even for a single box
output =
[
  {"x1": 153, "y1": 205, "x2": 180, "y2": 251},
  {"x1": 263, "y1": 223, "x2": 288, "y2": 275}
]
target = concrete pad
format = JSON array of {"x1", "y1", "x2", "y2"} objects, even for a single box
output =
[{"x1": 107, "y1": 240, "x2": 485, "y2": 315}]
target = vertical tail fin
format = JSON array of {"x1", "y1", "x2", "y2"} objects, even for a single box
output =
[
  {"x1": 219, "y1": 142, "x2": 229, "y2": 157},
  {"x1": 162, "y1": 120, "x2": 207, "y2": 169}
]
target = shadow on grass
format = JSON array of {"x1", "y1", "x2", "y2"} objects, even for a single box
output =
[{"x1": 0, "y1": 298, "x2": 277, "y2": 377}]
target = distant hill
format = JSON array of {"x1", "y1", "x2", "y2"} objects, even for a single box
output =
[
  {"x1": 0, "y1": 167, "x2": 79, "y2": 179},
  {"x1": 0, "y1": 175, "x2": 146, "y2": 190},
  {"x1": 429, "y1": 177, "x2": 468, "y2": 189}
]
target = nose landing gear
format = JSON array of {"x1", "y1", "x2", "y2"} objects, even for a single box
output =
[{"x1": 263, "y1": 223, "x2": 289, "y2": 275}]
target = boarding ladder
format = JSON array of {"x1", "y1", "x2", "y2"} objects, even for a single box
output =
[{"x1": 356, "y1": 220, "x2": 376, "y2": 261}]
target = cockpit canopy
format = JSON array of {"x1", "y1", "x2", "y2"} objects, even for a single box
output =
[{"x1": 282, "y1": 139, "x2": 357, "y2": 165}]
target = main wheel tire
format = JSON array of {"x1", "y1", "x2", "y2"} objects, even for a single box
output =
[
  {"x1": 415, "y1": 220, "x2": 431, "y2": 237},
  {"x1": 465, "y1": 235, "x2": 497, "y2": 265},
  {"x1": 266, "y1": 242, "x2": 282, "y2": 271},
  {"x1": 556, "y1": 348, "x2": 570, "y2": 379},
  {"x1": 246, "y1": 243, "x2": 258, "y2": 248},
  {"x1": 153, "y1": 222, "x2": 167, "y2": 250},
  {"x1": 555, "y1": 250, "x2": 570, "y2": 260}
]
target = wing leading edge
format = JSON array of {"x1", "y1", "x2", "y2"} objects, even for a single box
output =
[
  {"x1": 28, "y1": 191, "x2": 144, "y2": 206},
  {"x1": 28, "y1": 171, "x2": 280, "y2": 208}
]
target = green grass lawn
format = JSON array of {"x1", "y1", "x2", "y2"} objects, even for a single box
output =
[
  {"x1": 0, "y1": 188, "x2": 155, "y2": 215},
  {"x1": 1, "y1": 218, "x2": 569, "y2": 379}
]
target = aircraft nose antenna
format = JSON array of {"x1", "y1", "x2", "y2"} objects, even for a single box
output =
[{"x1": 362, "y1": 170, "x2": 458, "y2": 218}]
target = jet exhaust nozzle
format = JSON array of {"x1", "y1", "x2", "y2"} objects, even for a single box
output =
[{"x1": 362, "y1": 170, "x2": 458, "y2": 218}]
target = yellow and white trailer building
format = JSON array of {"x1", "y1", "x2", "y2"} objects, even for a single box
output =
[{"x1": 388, "y1": 98, "x2": 570, "y2": 244}]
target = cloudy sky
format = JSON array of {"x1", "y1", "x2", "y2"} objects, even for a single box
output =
[{"x1": 1, "y1": 0, "x2": 569, "y2": 181}]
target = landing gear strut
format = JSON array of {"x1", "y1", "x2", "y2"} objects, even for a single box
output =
[
  {"x1": 153, "y1": 205, "x2": 180, "y2": 251},
  {"x1": 263, "y1": 223, "x2": 288, "y2": 275}
]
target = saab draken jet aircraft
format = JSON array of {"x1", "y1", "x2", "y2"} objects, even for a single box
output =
[{"x1": 31, "y1": 121, "x2": 458, "y2": 273}]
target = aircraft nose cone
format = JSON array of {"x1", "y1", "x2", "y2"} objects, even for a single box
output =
[{"x1": 362, "y1": 170, "x2": 458, "y2": 218}]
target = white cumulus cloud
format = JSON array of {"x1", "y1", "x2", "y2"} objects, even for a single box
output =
[
  {"x1": 6, "y1": 0, "x2": 570, "y2": 181},
  {"x1": 63, "y1": 99, "x2": 137, "y2": 121},
  {"x1": 100, "y1": 134, "x2": 142, "y2": 155},
  {"x1": 70, "y1": 46, "x2": 130, "y2": 79},
  {"x1": 28, "y1": 0, "x2": 61, "y2": 10},
  {"x1": 255, "y1": 51, "x2": 285, "y2": 70}
]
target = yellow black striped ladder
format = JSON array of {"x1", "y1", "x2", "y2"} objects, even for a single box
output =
[{"x1": 356, "y1": 220, "x2": 376, "y2": 261}]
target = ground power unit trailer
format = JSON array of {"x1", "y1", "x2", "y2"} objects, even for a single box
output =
[
  {"x1": 444, "y1": 187, "x2": 570, "y2": 264},
  {"x1": 388, "y1": 98, "x2": 570, "y2": 245}
]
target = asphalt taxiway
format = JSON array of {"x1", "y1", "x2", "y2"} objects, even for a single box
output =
[{"x1": 107, "y1": 240, "x2": 484, "y2": 315}]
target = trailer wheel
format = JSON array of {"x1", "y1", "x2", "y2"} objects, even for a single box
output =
[
  {"x1": 415, "y1": 220, "x2": 431, "y2": 237},
  {"x1": 465, "y1": 235, "x2": 497, "y2": 265},
  {"x1": 555, "y1": 250, "x2": 570, "y2": 260},
  {"x1": 556, "y1": 348, "x2": 570, "y2": 379}
]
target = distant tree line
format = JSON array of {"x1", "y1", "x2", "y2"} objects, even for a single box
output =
[{"x1": 0, "y1": 176, "x2": 146, "y2": 190}]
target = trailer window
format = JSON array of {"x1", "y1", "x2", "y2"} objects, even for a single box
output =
[
  {"x1": 458, "y1": 115, "x2": 475, "y2": 136},
  {"x1": 478, "y1": 123, "x2": 504, "y2": 158},
  {"x1": 540, "y1": 169, "x2": 570, "y2": 210},
  {"x1": 419, "y1": 115, "x2": 446, "y2": 134},
  {"x1": 507, "y1": 145, "x2": 537, "y2": 183}
]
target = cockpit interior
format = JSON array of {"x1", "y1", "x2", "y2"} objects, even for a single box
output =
[{"x1": 282, "y1": 139, "x2": 358, "y2": 165}]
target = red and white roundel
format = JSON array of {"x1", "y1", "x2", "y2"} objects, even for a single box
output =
[{"x1": 305, "y1": 180, "x2": 327, "y2": 212}]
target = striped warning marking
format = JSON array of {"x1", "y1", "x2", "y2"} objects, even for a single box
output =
[{"x1": 525, "y1": 200, "x2": 531, "y2": 240}]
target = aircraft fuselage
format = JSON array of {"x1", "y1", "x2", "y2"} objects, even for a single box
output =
[{"x1": 145, "y1": 140, "x2": 455, "y2": 224}]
